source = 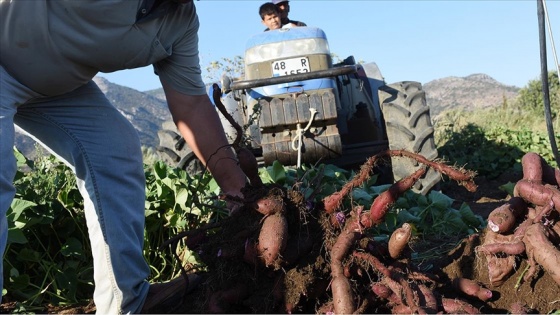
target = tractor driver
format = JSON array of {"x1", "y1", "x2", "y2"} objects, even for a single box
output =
[
  {"x1": 260, "y1": 2, "x2": 282, "y2": 31},
  {"x1": 272, "y1": 0, "x2": 307, "y2": 28}
]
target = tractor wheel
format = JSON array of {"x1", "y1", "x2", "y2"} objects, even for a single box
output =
[
  {"x1": 379, "y1": 81, "x2": 440, "y2": 195},
  {"x1": 177, "y1": 152, "x2": 206, "y2": 176},
  {"x1": 156, "y1": 120, "x2": 205, "y2": 176}
]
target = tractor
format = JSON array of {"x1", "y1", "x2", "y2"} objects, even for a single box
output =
[{"x1": 157, "y1": 26, "x2": 440, "y2": 194}]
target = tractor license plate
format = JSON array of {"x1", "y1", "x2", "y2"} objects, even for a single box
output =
[{"x1": 271, "y1": 57, "x2": 310, "y2": 76}]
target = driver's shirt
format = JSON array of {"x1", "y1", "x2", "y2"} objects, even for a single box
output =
[{"x1": 0, "y1": 0, "x2": 206, "y2": 96}]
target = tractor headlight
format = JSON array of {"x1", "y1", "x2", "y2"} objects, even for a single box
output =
[{"x1": 245, "y1": 38, "x2": 330, "y2": 65}]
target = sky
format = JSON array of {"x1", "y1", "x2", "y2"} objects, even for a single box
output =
[{"x1": 98, "y1": 0, "x2": 560, "y2": 92}]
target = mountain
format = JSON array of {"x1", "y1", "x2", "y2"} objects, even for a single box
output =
[
  {"x1": 14, "y1": 77, "x2": 170, "y2": 159},
  {"x1": 423, "y1": 73, "x2": 521, "y2": 117},
  {"x1": 144, "y1": 87, "x2": 166, "y2": 101},
  {"x1": 142, "y1": 73, "x2": 520, "y2": 118},
  {"x1": 92, "y1": 76, "x2": 171, "y2": 146},
  {"x1": 14, "y1": 73, "x2": 520, "y2": 159}
]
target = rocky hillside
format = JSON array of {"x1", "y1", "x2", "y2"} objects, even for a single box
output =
[
  {"x1": 15, "y1": 77, "x2": 170, "y2": 158},
  {"x1": 14, "y1": 73, "x2": 520, "y2": 158},
  {"x1": 143, "y1": 73, "x2": 521, "y2": 118},
  {"x1": 92, "y1": 76, "x2": 171, "y2": 146},
  {"x1": 423, "y1": 73, "x2": 520, "y2": 116},
  {"x1": 144, "y1": 88, "x2": 166, "y2": 101}
]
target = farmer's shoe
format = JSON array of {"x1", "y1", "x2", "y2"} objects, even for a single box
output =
[{"x1": 141, "y1": 274, "x2": 201, "y2": 314}]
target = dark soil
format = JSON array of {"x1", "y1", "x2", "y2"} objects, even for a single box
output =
[{"x1": 2, "y1": 169, "x2": 560, "y2": 314}]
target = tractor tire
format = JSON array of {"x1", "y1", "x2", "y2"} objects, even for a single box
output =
[
  {"x1": 177, "y1": 152, "x2": 206, "y2": 176},
  {"x1": 156, "y1": 120, "x2": 204, "y2": 176},
  {"x1": 379, "y1": 81, "x2": 440, "y2": 195}
]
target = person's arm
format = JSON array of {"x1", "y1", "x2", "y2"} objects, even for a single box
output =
[{"x1": 161, "y1": 79, "x2": 246, "y2": 200}]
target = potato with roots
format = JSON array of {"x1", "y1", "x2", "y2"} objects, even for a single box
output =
[
  {"x1": 477, "y1": 215, "x2": 532, "y2": 287},
  {"x1": 478, "y1": 152, "x2": 560, "y2": 290},
  {"x1": 521, "y1": 152, "x2": 560, "y2": 185},
  {"x1": 514, "y1": 152, "x2": 560, "y2": 210},
  {"x1": 159, "y1": 147, "x2": 496, "y2": 314},
  {"x1": 257, "y1": 213, "x2": 288, "y2": 268},
  {"x1": 452, "y1": 277, "x2": 493, "y2": 301},
  {"x1": 387, "y1": 223, "x2": 412, "y2": 259},
  {"x1": 514, "y1": 153, "x2": 560, "y2": 286},
  {"x1": 487, "y1": 197, "x2": 527, "y2": 234},
  {"x1": 323, "y1": 151, "x2": 477, "y2": 315},
  {"x1": 523, "y1": 222, "x2": 560, "y2": 286},
  {"x1": 478, "y1": 229, "x2": 519, "y2": 287},
  {"x1": 330, "y1": 216, "x2": 361, "y2": 314},
  {"x1": 514, "y1": 179, "x2": 560, "y2": 210}
]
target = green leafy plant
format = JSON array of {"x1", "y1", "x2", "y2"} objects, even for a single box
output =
[
  {"x1": 261, "y1": 161, "x2": 484, "y2": 240},
  {"x1": 437, "y1": 123, "x2": 557, "y2": 179},
  {"x1": 143, "y1": 161, "x2": 222, "y2": 281},
  {"x1": 435, "y1": 71, "x2": 559, "y2": 179},
  {"x1": 4, "y1": 150, "x2": 223, "y2": 312},
  {"x1": 5, "y1": 149, "x2": 92, "y2": 311}
]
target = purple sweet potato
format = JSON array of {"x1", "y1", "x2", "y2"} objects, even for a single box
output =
[
  {"x1": 257, "y1": 213, "x2": 288, "y2": 267},
  {"x1": 514, "y1": 179, "x2": 560, "y2": 210},
  {"x1": 523, "y1": 223, "x2": 560, "y2": 286},
  {"x1": 453, "y1": 277, "x2": 493, "y2": 301},
  {"x1": 522, "y1": 152, "x2": 560, "y2": 185},
  {"x1": 487, "y1": 197, "x2": 527, "y2": 234},
  {"x1": 252, "y1": 195, "x2": 284, "y2": 215},
  {"x1": 388, "y1": 223, "x2": 412, "y2": 259}
]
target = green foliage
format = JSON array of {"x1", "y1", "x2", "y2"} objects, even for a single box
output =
[
  {"x1": 204, "y1": 56, "x2": 245, "y2": 83},
  {"x1": 6, "y1": 149, "x2": 92, "y2": 310},
  {"x1": 4, "y1": 149, "x2": 222, "y2": 311},
  {"x1": 435, "y1": 75, "x2": 560, "y2": 180},
  {"x1": 516, "y1": 71, "x2": 559, "y2": 112},
  {"x1": 143, "y1": 161, "x2": 222, "y2": 281},
  {"x1": 438, "y1": 124, "x2": 521, "y2": 179},
  {"x1": 437, "y1": 123, "x2": 558, "y2": 179},
  {"x1": 261, "y1": 162, "x2": 484, "y2": 240},
  {"x1": 373, "y1": 190, "x2": 484, "y2": 238}
]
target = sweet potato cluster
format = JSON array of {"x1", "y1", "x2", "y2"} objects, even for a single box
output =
[
  {"x1": 319, "y1": 150, "x2": 492, "y2": 314},
  {"x1": 178, "y1": 86, "x2": 559, "y2": 314},
  {"x1": 227, "y1": 147, "x2": 486, "y2": 314},
  {"x1": 476, "y1": 152, "x2": 560, "y2": 288}
]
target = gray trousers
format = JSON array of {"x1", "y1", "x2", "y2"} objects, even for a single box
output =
[{"x1": 0, "y1": 66, "x2": 150, "y2": 313}]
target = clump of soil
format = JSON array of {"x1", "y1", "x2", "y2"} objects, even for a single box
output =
[{"x1": 177, "y1": 183, "x2": 336, "y2": 314}]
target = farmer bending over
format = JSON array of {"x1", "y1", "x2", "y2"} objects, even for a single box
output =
[{"x1": 0, "y1": 0, "x2": 247, "y2": 313}]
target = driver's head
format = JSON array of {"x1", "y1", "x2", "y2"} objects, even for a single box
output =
[
  {"x1": 260, "y1": 2, "x2": 281, "y2": 30},
  {"x1": 272, "y1": 0, "x2": 290, "y2": 19}
]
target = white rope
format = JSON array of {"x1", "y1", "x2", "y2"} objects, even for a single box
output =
[{"x1": 292, "y1": 108, "x2": 318, "y2": 168}]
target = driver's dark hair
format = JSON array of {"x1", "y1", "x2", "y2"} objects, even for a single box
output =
[{"x1": 259, "y1": 2, "x2": 280, "y2": 19}]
